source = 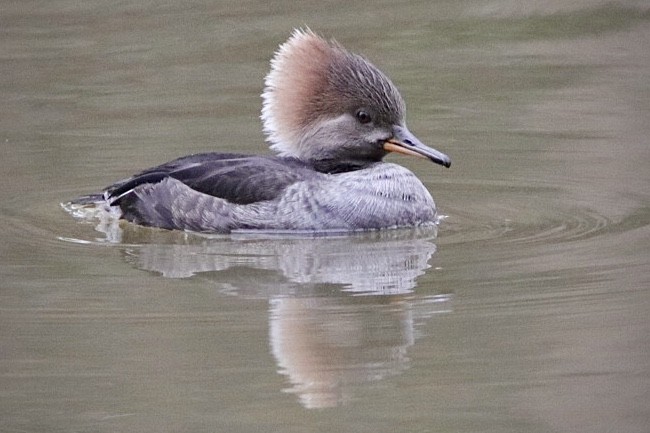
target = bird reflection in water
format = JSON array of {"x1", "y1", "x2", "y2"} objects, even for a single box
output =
[{"x1": 65, "y1": 227, "x2": 453, "y2": 408}]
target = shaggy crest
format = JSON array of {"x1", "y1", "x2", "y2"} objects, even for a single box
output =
[{"x1": 261, "y1": 28, "x2": 406, "y2": 158}]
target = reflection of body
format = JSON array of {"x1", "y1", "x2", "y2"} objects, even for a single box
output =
[
  {"x1": 66, "y1": 29, "x2": 449, "y2": 233},
  {"x1": 125, "y1": 228, "x2": 439, "y2": 293}
]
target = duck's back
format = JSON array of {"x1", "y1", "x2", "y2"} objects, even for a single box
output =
[{"x1": 105, "y1": 153, "x2": 315, "y2": 205}]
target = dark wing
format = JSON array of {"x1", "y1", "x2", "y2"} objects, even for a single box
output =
[{"x1": 106, "y1": 153, "x2": 314, "y2": 205}]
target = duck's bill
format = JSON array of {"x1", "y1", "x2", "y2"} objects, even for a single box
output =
[{"x1": 384, "y1": 125, "x2": 451, "y2": 168}]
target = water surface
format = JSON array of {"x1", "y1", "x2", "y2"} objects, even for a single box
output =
[{"x1": 1, "y1": 1, "x2": 649, "y2": 432}]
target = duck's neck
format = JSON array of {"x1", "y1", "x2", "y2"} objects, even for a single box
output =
[{"x1": 308, "y1": 158, "x2": 384, "y2": 174}]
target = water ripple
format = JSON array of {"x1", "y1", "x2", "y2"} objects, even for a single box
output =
[{"x1": 437, "y1": 188, "x2": 633, "y2": 248}]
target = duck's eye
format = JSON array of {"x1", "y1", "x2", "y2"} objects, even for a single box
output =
[{"x1": 355, "y1": 110, "x2": 372, "y2": 124}]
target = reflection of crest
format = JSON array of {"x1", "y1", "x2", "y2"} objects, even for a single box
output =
[
  {"x1": 270, "y1": 291, "x2": 451, "y2": 409},
  {"x1": 60, "y1": 220, "x2": 452, "y2": 408}
]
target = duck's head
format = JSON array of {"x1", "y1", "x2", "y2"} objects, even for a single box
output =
[{"x1": 261, "y1": 28, "x2": 451, "y2": 172}]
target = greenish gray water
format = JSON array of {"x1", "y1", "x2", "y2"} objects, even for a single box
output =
[{"x1": 1, "y1": 1, "x2": 649, "y2": 432}]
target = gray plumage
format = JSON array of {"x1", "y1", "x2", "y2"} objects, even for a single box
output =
[{"x1": 111, "y1": 158, "x2": 435, "y2": 232}]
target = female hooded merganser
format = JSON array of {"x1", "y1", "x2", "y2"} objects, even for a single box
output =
[{"x1": 69, "y1": 29, "x2": 450, "y2": 233}]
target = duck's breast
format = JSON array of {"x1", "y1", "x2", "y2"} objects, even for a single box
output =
[{"x1": 271, "y1": 163, "x2": 437, "y2": 230}]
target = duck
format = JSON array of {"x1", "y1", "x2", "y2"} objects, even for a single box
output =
[{"x1": 69, "y1": 28, "x2": 451, "y2": 233}]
